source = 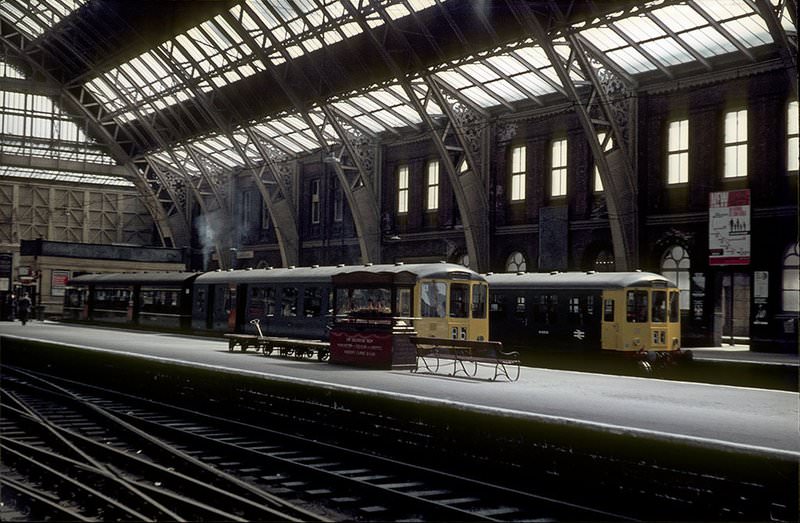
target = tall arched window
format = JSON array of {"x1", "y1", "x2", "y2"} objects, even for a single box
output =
[
  {"x1": 783, "y1": 243, "x2": 799, "y2": 312},
  {"x1": 595, "y1": 250, "x2": 615, "y2": 272},
  {"x1": 506, "y1": 251, "x2": 526, "y2": 272},
  {"x1": 661, "y1": 245, "x2": 690, "y2": 310}
]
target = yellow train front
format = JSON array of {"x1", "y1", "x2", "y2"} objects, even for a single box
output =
[
  {"x1": 330, "y1": 262, "x2": 489, "y2": 368},
  {"x1": 485, "y1": 271, "x2": 688, "y2": 366}
]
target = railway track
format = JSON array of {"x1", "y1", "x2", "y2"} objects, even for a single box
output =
[{"x1": 0, "y1": 364, "x2": 628, "y2": 522}]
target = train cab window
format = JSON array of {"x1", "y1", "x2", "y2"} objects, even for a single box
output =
[
  {"x1": 603, "y1": 299, "x2": 615, "y2": 322},
  {"x1": 669, "y1": 291, "x2": 680, "y2": 322},
  {"x1": 626, "y1": 290, "x2": 648, "y2": 323},
  {"x1": 652, "y1": 291, "x2": 667, "y2": 323},
  {"x1": 396, "y1": 287, "x2": 412, "y2": 317},
  {"x1": 471, "y1": 284, "x2": 487, "y2": 319},
  {"x1": 303, "y1": 287, "x2": 322, "y2": 317},
  {"x1": 421, "y1": 282, "x2": 446, "y2": 318},
  {"x1": 449, "y1": 283, "x2": 469, "y2": 318},
  {"x1": 281, "y1": 287, "x2": 298, "y2": 317}
]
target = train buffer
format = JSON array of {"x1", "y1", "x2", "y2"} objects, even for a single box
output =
[{"x1": 410, "y1": 336, "x2": 520, "y2": 382}]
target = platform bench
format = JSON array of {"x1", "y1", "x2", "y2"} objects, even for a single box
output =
[{"x1": 410, "y1": 336, "x2": 520, "y2": 382}]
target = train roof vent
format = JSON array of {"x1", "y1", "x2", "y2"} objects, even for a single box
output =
[
  {"x1": 246, "y1": 267, "x2": 253, "y2": 271},
  {"x1": 312, "y1": 264, "x2": 319, "y2": 268},
  {"x1": 364, "y1": 262, "x2": 373, "y2": 266},
  {"x1": 288, "y1": 265, "x2": 296, "y2": 269},
  {"x1": 337, "y1": 263, "x2": 345, "y2": 267},
  {"x1": 517, "y1": 271, "x2": 525, "y2": 276},
  {"x1": 486, "y1": 271, "x2": 494, "y2": 275},
  {"x1": 215, "y1": 269, "x2": 221, "y2": 272},
  {"x1": 227, "y1": 268, "x2": 234, "y2": 272},
  {"x1": 635, "y1": 269, "x2": 642, "y2": 272},
  {"x1": 586, "y1": 270, "x2": 596, "y2": 275},
  {"x1": 440, "y1": 260, "x2": 446, "y2": 263},
  {"x1": 550, "y1": 270, "x2": 559, "y2": 275},
  {"x1": 395, "y1": 261, "x2": 404, "y2": 266}
]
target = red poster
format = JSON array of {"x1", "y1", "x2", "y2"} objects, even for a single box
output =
[{"x1": 330, "y1": 330, "x2": 393, "y2": 368}]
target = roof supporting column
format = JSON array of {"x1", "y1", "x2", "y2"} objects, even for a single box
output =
[
  {"x1": 753, "y1": 0, "x2": 798, "y2": 98},
  {"x1": 512, "y1": 3, "x2": 640, "y2": 270},
  {"x1": 320, "y1": 106, "x2": 381, "y2": 264},
  {"x1": 341, "y1": 3, "x2": 490, "y2": 272}
]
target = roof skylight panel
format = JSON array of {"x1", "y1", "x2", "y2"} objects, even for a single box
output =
[
  {"x1": 486, "y1": 55, "x2": 529, "y2": 75},
  {"x1": 370, "y1": 109, "x2": 406, "y2": 128},
  {"x1": 514, "y1": 72, "x2": 558, "y2": 96},
  {"x1": 461, "y1": 86, "x2": 502, "y2": 108},
  {"x1": 485, "y1": 80, "x2": 527, "y2": 102},
  {"x1": 460, "y1": 63, "x2": 500, "y2": 83},
  {"x1": 607, "y1": 47, "x2": 658, "y2": 73},
  {"x1": 641, "y1": 37, "x2": 696, "y2": 66},
  {"x1": 0, "y1": 0, "x2": 88, "y2": 39},
  {"x1": 273, "y1": 134, "x2": 307, "y2": 153},
  {"x1": 354, "y1": 113, "x2": 389, "y2": 133},
  {"x1": 721, "y1": 15, "x2": 773, "y2": 47},
  {"x1": 681, "y1": 27, "x2": 736, "y2": 57},
  {"x1": 436, "y1": 70, "x2": 472, "y2": 90},
  {"x1": 578, "y1": 27, "x2": 627, "y2": 51},
  {"x1": 652, "y1": 4, "x2": 708, "y2": 32},
  {"x1": 513, "y1": 46, "x2": 554, "y2": 69},
  {"x1": 613, "y1": 15, "x2": 666, "y2": 41}
]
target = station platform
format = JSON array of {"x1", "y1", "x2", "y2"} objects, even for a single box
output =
[{"x1": 0, "y1": 320, "x2": 797, "y2": 458}]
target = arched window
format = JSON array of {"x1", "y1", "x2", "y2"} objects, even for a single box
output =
[
  {"x1": 783, "y1": 243, "x2": 799, "y2": 312},
  {"x1": 595, "y1": 250, "x2": 615, "y2": 272},
  {"x1": 661, "y1": 245, "x2": 690, "y2": 310},
  {"x1": 506, "y1": 251, "x2": 526, "y2": 272}
]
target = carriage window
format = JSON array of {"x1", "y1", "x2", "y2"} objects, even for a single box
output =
[
  {"x1": 264, "y1": 287, "x2": 276, "y2": 316},
  {"x1": 195, "y1": 289, "x2": 205, "y2": 313},
  {"x1": 421, "y1": 282, "x2": 446, "y2": 318},
  {"x1": 281, "y1": 287, "x2": 298, "y2": 317},
  {"x1": 627, "y1": 291, "x2": 648, "y2": 323},
  {"x1": 652, "y1": 291, "x2": 667, "y2": 323},
  {"x1": 471, "y1": 284, "x2": 487, "y2": 319},
  {"x1": 450, "y1": 283, "x2": 469, "y2": 318},
  {"x1": 568, "y1": 297, "x2": 581, "y2": 325},
  {"x1": 514, "y1": 296, "x2": 527, "y2": 322},
  {"x1": 603, "y1": 299, "x2": 615, "y2": 322},
  {"x1": 586, "y1": 295, "x2": 595, "y2": 316},
  {"x1": 669, "y1": 291, "x2": 680, "y2": 323},
  {"x1": 490, "y1": 293, "x2": 505, "y2": 313},
  {"x1": 304, "y1": 287, "x2": 322, "y2": 317},
  {"x1": 395, "y1": 287, "x2": 411, "y2": 317},
  {"x1": 534, "y1": 295, "x2": 557, "y2": 324},
  {"x1": 336, "y1": 287, "x2": 392, "y2": 316}
]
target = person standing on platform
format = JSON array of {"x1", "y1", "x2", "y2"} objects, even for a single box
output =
[{"x1": 17, "y1": 293, "x2": 31, "y2": 326}]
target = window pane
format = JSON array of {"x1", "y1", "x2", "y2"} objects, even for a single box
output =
[
  {"x1": 652, "y1": 291, "x2": 667, "y2": 323},
  {"x1": 449, "y1": 283, "x2": 469, "y2": 318},
  {"x1": 626, "y1": 290, "x2": 648, "y2": 323},
  {"x1": 471, "y1": 284, "x2": 487, "y2": 319},
  {"x1": 421, "y1": 282, "x2": 446, "y2": 317}
]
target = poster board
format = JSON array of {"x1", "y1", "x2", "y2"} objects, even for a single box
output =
[{"x1": 709, "y1": 189, "x2": 750, "y2": 266}]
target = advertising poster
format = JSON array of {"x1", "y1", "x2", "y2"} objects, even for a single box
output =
[
  {"x1": 51, "y1": 270, "x2": 70, "y2": 297},
  {"x1": 709, "y1": 189, "x2": 750, "y2": 266}
]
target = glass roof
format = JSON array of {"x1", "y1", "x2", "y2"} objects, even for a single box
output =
[
  {"x1": 0, "y1": 0, "x2": 792, "y2": 179},
  {"x1": 0, "y1": 0, "x2": 87, "y2": 40},
  {"x1": 0, "y1": 165, "x2": 133, "y2": 187}
]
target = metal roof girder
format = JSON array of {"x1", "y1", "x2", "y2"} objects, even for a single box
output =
[
  {"x1": 320, "y1": 104, "x2": 381, "y2": 264},
  {"x1": 752, "y1": 0, "x2": 798, "y2": 98},
  {"x1": 511, "y1": 2, "x2": 639, "y2": 270},
  {"x1": 0, "y1": 29, "x2": 183, "y2": 249},
  {"x1": 426, "y1": 76, "x2": 488, "y2": 186}
]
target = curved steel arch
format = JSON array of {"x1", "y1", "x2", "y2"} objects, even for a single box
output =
[{"x1": 0, "y1": 27, "x2": 183, "y2": 248}]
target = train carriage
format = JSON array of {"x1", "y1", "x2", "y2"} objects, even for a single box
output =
[
  {"x1": 485, "y1": 271, "x2": 684, "y2": 362},
  {"x1": 191, "y1": 266, "x2": 340, "y2": 338},
  {"x1": 331, "y1": 262, "x2": 489, "y2": 341},
  {"x1": 64, "y1": 272, "x2": 199, "y2": 329}
]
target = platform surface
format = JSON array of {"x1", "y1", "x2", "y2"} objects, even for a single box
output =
[{"x1": 1, "y1": 321, "x2": 797, "y2": 457}]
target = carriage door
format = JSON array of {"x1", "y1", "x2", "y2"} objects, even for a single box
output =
[
  {"x1": 721, "y1": 272, "x2": 750, "y2": 346},
  {"x1": 601, "y1": 291, "x2": 620, "y2": 350}
]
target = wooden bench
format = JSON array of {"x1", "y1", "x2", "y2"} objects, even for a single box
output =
[{"x1": 410, "y1": 336, "x2": 520, "y2": 381}]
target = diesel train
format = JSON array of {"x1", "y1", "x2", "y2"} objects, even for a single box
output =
[
  {"x1": 63, "y1": 264, "x2": 685, "y2": 362},
  {"x1": 63, "y1": 262, "x2": 490, "y2": 343}
]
